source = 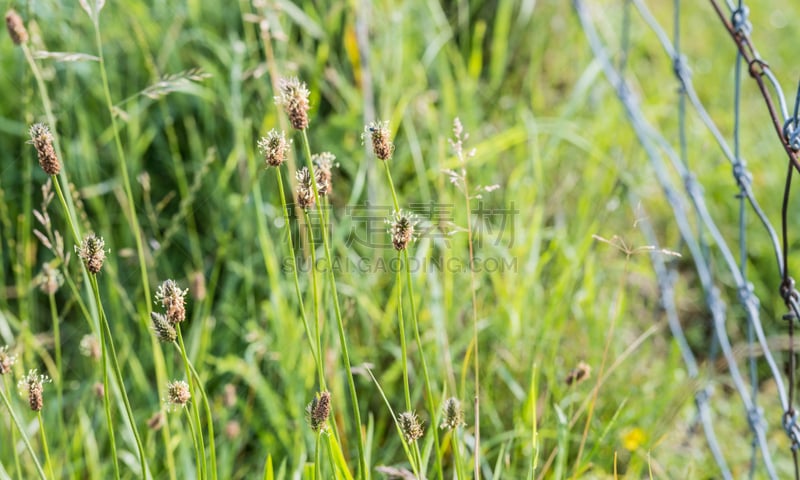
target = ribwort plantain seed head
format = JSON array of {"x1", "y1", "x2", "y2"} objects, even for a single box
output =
[
  {"x1": 275, "y1": 77, "x2": 310, "y2": 131},
  {"x1": 257, "y1": 129, "x2": 291, "y2": 168},
  {"x1": 29, "y1": 123, "x2": 61, "y2": 176}
]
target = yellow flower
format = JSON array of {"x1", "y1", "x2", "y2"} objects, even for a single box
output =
[{"x1": 621, "y1": 427, "x2": 646, "y2": 451}]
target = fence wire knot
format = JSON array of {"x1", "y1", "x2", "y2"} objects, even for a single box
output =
[
  {"x1": 731, "y1": 7, "x2": 752, "y2": 36},
  {"x1": 732, "y1": 162, "x2": 752, "y2": 189},
  {"x1": 748, "y1": 58, "x2": 769, "y2": 78},
  {"x1": 747, "y1": 406, "x2": 765, "y2": 430},
  {"x1": 672, "y1": 54, "x2": 691, "y2": 84},
  {"x1": 683, "y1": 173, "x2": 703, "y2": 198},
  {"x1": 781, "y1": 277, "x2": 798, "y2": 306},
  {"x1": 695, "y1": 387, "x2": 711, "y2": 407},
  {"x1": 783, "y1": 118, "x2": 800, "y2": 152},
  {"x1": 738, "y1": 282, "x2": 760, "y2": 309},
  {"x1": 783, "y1": 410, "x2": 800, "y2": 450}
]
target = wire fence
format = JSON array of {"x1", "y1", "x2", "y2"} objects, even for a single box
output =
[{"x1": 574, "y1": 0, "x2": 800, "y2": 478}]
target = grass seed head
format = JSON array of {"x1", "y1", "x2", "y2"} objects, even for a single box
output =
[
  {"x1": 5, "y1": 10, "x2": 27, "y2": 45},
  {"x1": 92, "y1": 382, "x2": 104, "y2": 399},
  {"x1": 275, "y1": 77, "x2": 310, "y2": 130},
  {"x1": 398, "y1": 411, "x2": 424, "y2": 443},
  {"x1": 155, "y1": 279, "x2": 188, "y2": 324},
  {"x1": 0, "y1": 346, "x2": 17, "y2": 375},
  {"x1": 440, "y1": 397, "x2": 466, "y2": 430},
  {"x1": 28, "y1": 123, "x2": 61, "y2": 175},
  {"x1": 166, "y1": 380, "x2": 191, "y2": 410},
  {"x1": 312, "y1": 152, "x2": 336, "y2": 196},
  {"x1": 257, "y1": 129, "x2": 290, "y2": 168},
  {"x1": 306, "y1": 391, "x2": 331, "y2": 432},
  {"x1": 363, "y1": 120, "x2": 393, "y2": 161},
  {"x1": 147, "y1": 411, "x2": 165, "y2": 431},
  {"x1": 295, "y1": 167, "x2": 316, "y2": 210},
  {"x1": 38, "y1": 263, "x2": 63, "y2": 295},
  {"x1": 151, "y1": 312, "x2": 177, "y2": 343},
  {"x1": 566, "y1": 361, "x2": 591, "y2": 386},
  {"x1": 76, "y1": 233, "x2": 106, "y2": 274},
  {"x1": 387, "y1": 210, "x2": 417, "y2": 251},
  {"x1": 79, "y1": 335, "x2": 101, "y2": 361},
  {"x1": 18, "y1": 369, "x2": 51, "y2": 412}
]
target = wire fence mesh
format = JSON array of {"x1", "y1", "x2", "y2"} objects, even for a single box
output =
[{"x1": 575, "y1": 0, "x2": 800, "y2": 478}]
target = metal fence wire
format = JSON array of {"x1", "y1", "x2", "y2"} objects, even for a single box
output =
[{"x1": 574, "y1": 0, "x2": 800, "y2": 478}]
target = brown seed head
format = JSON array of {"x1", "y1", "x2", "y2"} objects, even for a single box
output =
[
  {"x1": 440, "y1": 397, "x2": 466, "y2": 430},
  {"x1": 387, "y1": 210, "x2": 417, "y2": 251},
  {"x1": 398, "y1": 411, "x2": 424, "y2": 443},
  {"x1": 38, "y1": 263, "x2": 63, "y2": 295},
  {"x1": 257, "y1": 129, "x2": 291, "y2": 168},
  {"x1": 295, "y1": 167, "x2": 316, "y2": 210},
  {"x1": 566, "y1": 361, "x2": 591, "y2": 386},
  {"x1": 151, "y1": 312, "x2": 177, "y2": 343},
  {"x1": 28, "y1": 123, "x2": 61, "y2": 175},
  {"x1": 76, "y1": 233, "x2": 107, "y2": 274},
  {"x1": 147, "y1": 411, "x2": 165, "y2": 431},
  {"x1": 5, "y1": 10, "x2": 28, "y2": 45},
  {"x1": 225, "y1": 420, "x2": 241, "y2": 439},
  {"x1": 275, "y1": 77, "x2": 310, "y2": 130},
  {"x1": 223, "y1": 383, "x2": 237, "y2": 408},
  {"x1": 166, "y1": 380, "x2": 191, "y2": 410},
  {"x1": 155, "y1": 279, "x2": 188, "y2": 324},
  {"x1": 363, "y1": 121, "x2": 394, "y2": 161},
  {"x1": 190, "y1": 271, "x2": 207, "y2": 302},
  {"x1": 306, "y1": 391, "x2": 331, "y2": 432},
  {"x1": 18, "y1": 369, "x2": 51, "y2": 412},
  {"x1": 79, "y1": 335, "x2": 101, "y2": 361},
  {"x1": 312, "y1": 152, "x2": 336, "y2": 196},
  {"x1": 0, "y1": 346, "x2": 17, "y2": 375},
  {"x1": 92, "y1": 382, "x2": 105, "y2": 399}
]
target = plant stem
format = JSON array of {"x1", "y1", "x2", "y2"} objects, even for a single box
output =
[
  {"x1": 381, "y1": 160, "x2": 444, "y2": 480},
  {"x1": 91, "y1": 15, "x2": 152, "y2": 319},
  {"x1": 397, "y1": 251, "x2": 411, "y2": 412},
  {"x1": 0, "y1": 379, "x2": 48, "y2": 480},
  {"x1": 300, "y1": 130, "x2": 367, "y2": 479},
  {"x1": 315, "y1": 431, "x2": 323, "y2": 480},
  {"x1": 185, "y1": 359, "x2": 218, "y2": 480},
  {"x1": 304, "y1": 209, "x2": 325, "y2": 391},
  {"x1": 97, "y1": 284, "x2": 121, "y2": 480},
  {"x1": 176, "y1": 329, "x2": 210, "y2": 480},
  {"x1": 91, "y1": 275, "x2": 149, "y2": 477},
  {"x1": 275, "y1": 169, "x2": 323, "y2": 386},
  {"x1": 37, "y1": 411, "x2": 55, "y2": 479},
  {"x1": 459, "y1": 163, "x2": 481, "y2": 480}
]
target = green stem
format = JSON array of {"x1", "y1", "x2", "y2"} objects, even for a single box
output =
[
  {"x1": 97, "y1": 284, "x2": 121, "y2": 480},
  {"x1": 185, "y1": 359, "x2": 218, "y2": 480},
  {"x1": 184, "y1": 406, "x2": 203, "y2": 479},
  {"x1": 276, "y1": 169, "x2": 323, "y2": 386},
  {"x1": 304, "y1": 210, "x2": 325, "y2": 389},
  {"x1": 91, "y1": 16, "x2": 152, "y2": 318},
  {"x1": 37, "y1": 411, "x2": 54, "y2": 479},
  {"x1": 315, "y1": 432, "x2": 322, "y2": 480},
  {"x1": 47, "y1": 290, "x2": 66, "y2": 461},
  {"x1": 460, "y1": 169, "x2": 481, "y2": 480},
  {"x1": 397, "y1": 251, "x2": 411, "y2": 412},
  {"x1": 300, "y1": 130, "x2": 367, "y2": 479},
  {"x1": 381, "y1": 160, "x2": 444, "y2": 480},
  {"x1": 92, "y1": 275, "x2": 149, "y2": 477},
  {"x1": 0, "y1": 379, "x2": 48, "y2": 480},
  {"x1": 453, "y1": 432, "x2": 465, "y2": 480},
  {"x1": 175, "y1": 330, "x2": 211, "y2": 480}
]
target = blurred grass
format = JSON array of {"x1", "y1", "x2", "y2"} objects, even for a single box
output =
[{"x1": 1, "y1": 0, "x2": 799, "y2": 478}]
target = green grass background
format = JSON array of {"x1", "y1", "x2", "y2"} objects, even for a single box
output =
[{"x1": 2, "y1": 0, "x2": 800, "y2": 478}]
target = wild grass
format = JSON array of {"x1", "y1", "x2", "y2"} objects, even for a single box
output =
[{"x1": 1, "y1": 0, "x2": 799, "y2": 478}]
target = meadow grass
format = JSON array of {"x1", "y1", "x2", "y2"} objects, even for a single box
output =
[{"x1": 1, "y1": 0, "x2": 800, "y2": 478}]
